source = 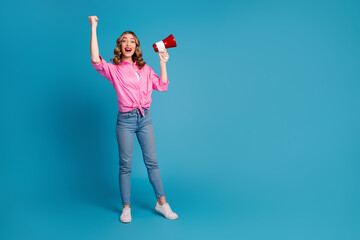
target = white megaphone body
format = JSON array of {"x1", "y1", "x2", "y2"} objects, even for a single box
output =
[{"x1": 153, "y1": 34, "x2": 177, "y2": 59}]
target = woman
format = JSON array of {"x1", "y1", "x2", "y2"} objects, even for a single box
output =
[{"x1": 88, "y1": 16, "x2": 178, "y2": 223}]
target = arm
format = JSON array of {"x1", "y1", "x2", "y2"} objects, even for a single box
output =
[
  {"x1": 88, "y1": 16, "x2": 114, "y2": 83},
  {"x1": 159, "y1": 61, "x2": 168, "y2": 84},
  {"x1": 89, "y1": 16, "x2": 100, "y2": 63},
  {"x1": 150, "y1": 49, "x2": 170, "y2": 91},
  {"x1": 159, "y1": 49, "x2": 169, "y2": 84}
]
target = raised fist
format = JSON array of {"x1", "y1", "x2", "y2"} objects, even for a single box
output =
[{"x1": 88, "y1": 16, "x2": 99, "y2": 28}]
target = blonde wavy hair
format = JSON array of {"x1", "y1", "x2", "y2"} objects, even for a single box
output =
[{"x1": 110, "y1": 31, "x2": 146, "y2": 69}]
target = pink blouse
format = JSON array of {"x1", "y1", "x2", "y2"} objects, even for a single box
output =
[{"x1": 91, "y1": 55, "x2": 169, "y2": 116}]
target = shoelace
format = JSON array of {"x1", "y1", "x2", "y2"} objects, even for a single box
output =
[
  {"x1": 164, "y1": 206, "x2": 175, "y2": 215},
  {"x1": 158, "y1": 203, "x2": 176, "y2": 215},
  {"x1": 122, "y1": 209, "x2": 131, "y2": 216}
]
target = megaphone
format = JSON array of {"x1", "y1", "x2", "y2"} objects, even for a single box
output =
[{"x1": 153, "y1": 34, "x2": 177, "y2": 59}]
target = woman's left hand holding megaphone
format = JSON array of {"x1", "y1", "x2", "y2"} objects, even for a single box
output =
[{"x1": 159, "y1": 49, "x2": 169, "y2": 63}]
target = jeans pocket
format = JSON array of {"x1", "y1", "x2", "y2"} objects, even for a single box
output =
[{"x1": 143, "y1": 108, "x2": 150, "y2": 115}]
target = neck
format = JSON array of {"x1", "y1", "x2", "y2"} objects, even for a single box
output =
[{"x1": 121, "y1": 56, "x2": 133, "y2": 64}]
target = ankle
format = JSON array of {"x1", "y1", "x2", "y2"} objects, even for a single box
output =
[
  {"x1": 157, "y1": 200, "x2": 168, "y2": 206},
  {"x1": 157, "y1": 196, "x2": 167, "y2": 206}
]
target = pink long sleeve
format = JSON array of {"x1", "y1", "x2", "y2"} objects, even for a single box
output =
[
  {"x1": 148, "y1": 65, "x2": 169, "y2": 92},
  {"x1": 91, "y1": 55, "x2": 115, "y2": 84}
]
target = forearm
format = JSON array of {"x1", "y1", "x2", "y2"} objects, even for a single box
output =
[
  {"x1": 160, "y1": 61, "x2": 168, "y2": 83},
  {"x1": 90, "y1": 27, "x2": 100, "y2": 63}
]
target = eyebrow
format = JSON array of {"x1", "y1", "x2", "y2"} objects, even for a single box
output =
[{"x1": 123, "y1": 37, "x2": 135, "y2": 40}]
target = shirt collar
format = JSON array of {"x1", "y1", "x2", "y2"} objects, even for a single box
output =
[{"x1": 120, "y1": 60, "x2": 139, "y2": 68}]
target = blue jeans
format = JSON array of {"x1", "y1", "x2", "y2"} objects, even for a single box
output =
[{"x1": 116, "y1": 107, "x2": 165, "y2": 205}]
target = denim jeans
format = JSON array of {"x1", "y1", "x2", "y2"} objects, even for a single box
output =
[{"x1": 116, "y1": 107, "x2": 165, "y2": 205}]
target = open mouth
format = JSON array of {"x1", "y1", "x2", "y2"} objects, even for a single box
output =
[{"x1": 125, "y1": 48, "x2": 132, "y2": 52}]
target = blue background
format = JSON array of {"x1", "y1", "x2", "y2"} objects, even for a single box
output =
[{"x1": 1, "y1": 0, "x2": 359, "y2": 239}]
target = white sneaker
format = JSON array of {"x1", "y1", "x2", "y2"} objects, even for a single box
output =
[
  {"x1": 155, "y1": 202, "x2": 178, "y2": 220},
  {"x1": 120, "y1": 207, "x2": 132, "y2": 223}
]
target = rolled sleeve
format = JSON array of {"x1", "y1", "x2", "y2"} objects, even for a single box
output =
[
  {"x1": 91, "y1": 55, "x2": 114, "y2": 84},
  {"x1": 149, "y1": 66, "x2": 169, "y2": 91}
]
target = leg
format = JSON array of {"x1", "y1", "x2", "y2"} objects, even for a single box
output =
[
  {"x1": 136, "y1": 118, "x2": 166, "y2": 201},
  {"x1": 116, "y1": 120, "x2": 135, "y2": 207}
]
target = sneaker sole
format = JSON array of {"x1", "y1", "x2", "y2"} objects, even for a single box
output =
[{"x1": 120, "y1": 218, "x2": 132, "y2": 223}]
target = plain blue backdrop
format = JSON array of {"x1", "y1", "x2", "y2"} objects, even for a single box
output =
[{"x1": 0, "y1": 0, "x2": 359, "y2": 239}]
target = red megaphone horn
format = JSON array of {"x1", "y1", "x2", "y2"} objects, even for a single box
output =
[{"x1": 153, "y1": 34, "x2": 177, "y2": 52}]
